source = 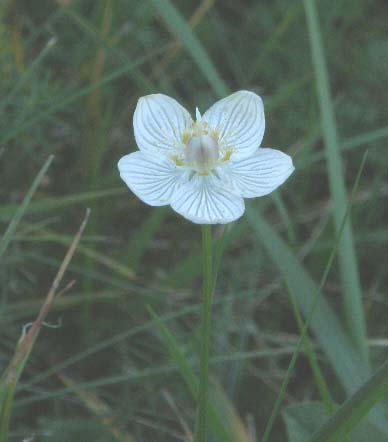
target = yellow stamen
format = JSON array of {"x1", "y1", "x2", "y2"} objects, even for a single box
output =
[
  {"x1": 212, "y1": 130, "x2": 219, "y2": 141},
  {"x1": 171, "y1": 155, "x2": 184, "y2": 167},
  {"x1": 182, "y1": 132, "x2": 190, "y2": 145},
  {"x1": 222, "y1": 149, "x2": 233, "y2": 162}
]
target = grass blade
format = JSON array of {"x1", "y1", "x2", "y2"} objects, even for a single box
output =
[
  {"x1": 285, "y1": 283, "x2": 335, "y2": 414},
  {"x1": 149, "y1": 0, "x2": 216, "y2": 80},
  {"x1": 246, "y1": 207, "x2": 367, "y2": 395},
  {"x1": 260, "y1": 152, "x2": 368, "y2": 442},
  {"x1": 0, "y1": 45, "x2": 169, "y2": 146},
  {"x1": 14, "y1": 346, "x2": 297, "y2": 409},
  {"x1": 18, "y1": 228, "x2": 135, "y2": 280},
  {"x1": 0, "y1": 188, "x2": 124, "y2": 222},
  {"x1": 0, "y1": 209, "x2": 90, "y2": 439},
  {"x1": 0, "y1": 155, "x2": 53, "y2": 258},
  {"x1": 303, "y1": 0, "x2": 368, "y2": 363},
  {"x1": 150, "y1": 0, "x2": 228, "y2": 97},
  {"x1": 342, "y1": 125, "x2": 388, "y2": 152},
  {"x1": 18, "y1": 290, "x2": 260, "y2": 395},
  {"x1": 57, "y1": 372, "x2": 134, "y2": 442},
  {"x1": 147, "y1": 306, "x2": 233, "y2": 442},
  {"x1": 0, "y1": 37, "x2": 56, "y2": 113},
  {"x1": 127, "y1": 207, "x2": 168, "y2": 272},
  {"x1": 246, "y1": 152, "x2": 388, "y2": 437},
  {"x1": 306, "y1": 125, "x2": 388, "y2": 166},
  {"x1": 309, "y1": 359, "x2": 388, "y2": 442}
]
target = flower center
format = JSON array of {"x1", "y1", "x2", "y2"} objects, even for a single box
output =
[{"x1": 185, "y1": 134, "x2": 219, "y2": 174}]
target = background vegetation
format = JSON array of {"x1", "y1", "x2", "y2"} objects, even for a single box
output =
[{"x1": 1, "y1": 0, "x2": 388, "y2": 441}]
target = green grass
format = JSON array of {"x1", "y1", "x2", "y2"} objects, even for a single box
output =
[
  {"x1": 1, "y1": 1, "x2": 388, "y2": 441},
  {"x1": 303, "y1": 0, "x2": 368, "y2": 366}
]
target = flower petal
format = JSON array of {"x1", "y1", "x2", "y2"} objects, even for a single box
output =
[
  {"x1": 203, "y1": 90, "x2": 265, "y2": 159},
  {"x1": 170, "y1": 174, "x2": 244, "y2": 224},
  {"x1": 118, "y1": 151, "x2": 186, "y2": 206},
  {"x1": 226, "y1": 148, "x2": 294, "y2": 198},
  {"x1": 133, "y1": 93, "x2": 193, "y2": 155}
]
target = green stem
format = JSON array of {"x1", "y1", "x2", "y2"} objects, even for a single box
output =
[{"x1": 196, "y1": 224, "x2": 213, "y2": 442}]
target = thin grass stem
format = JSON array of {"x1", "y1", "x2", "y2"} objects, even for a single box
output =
[{"x1": 285, "y1": 283, "x2": 335, "y2": 413}]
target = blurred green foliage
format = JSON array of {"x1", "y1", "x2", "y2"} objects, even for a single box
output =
[{"x1": 1, "y1": 0, "x2": 388, "y2": 441}]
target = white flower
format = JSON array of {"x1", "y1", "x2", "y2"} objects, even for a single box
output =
[{"x1": 118, "y1": 90, "x2": 294, "y2": 224}]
